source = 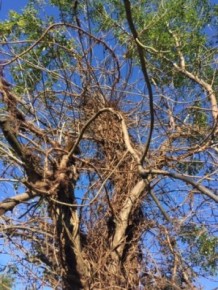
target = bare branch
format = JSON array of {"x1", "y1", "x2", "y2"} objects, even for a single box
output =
[
  {"x1": 149, "y1": 190, "x2": 171, "y2": 222},
  {"x1": 166, "y1": 23, "x2": 185, "y2": 69},
  {"x1": 123, "y1": 0, "x2": 154, "y2": 163},
  {"x1": 111, "y1": 179, "x2": 147, "y2": 257},
  {"x1": 119, "y1": 112, "x2": 141, "y2": 163},
  {"x1": 2, "y1": 23, "x2": 120, "y2": 80},
  {"x1": 139, "y1": 168, "x2": 218, "y2": 202},
  {"x1": 136, "y1": 36, "x2": 218, "y2": 126},
  {"x1": 0, "y1": 191, "x2": 38, "y2": 216}
]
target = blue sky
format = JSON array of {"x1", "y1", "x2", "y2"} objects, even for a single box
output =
[
  {"x1": 0, "y1": 0, "x2": 28, "y2": 20},
  {"x1": 0, "y1": 1, "x2": 218, "y2": 289}
]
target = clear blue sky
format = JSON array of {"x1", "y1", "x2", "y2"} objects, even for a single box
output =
[{"x1": 0, "y1": 0, "x2": 28, "y2": 20}]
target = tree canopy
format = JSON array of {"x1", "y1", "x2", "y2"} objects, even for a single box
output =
[{"x1": 0, "y1": 0, "x2": 217, "y2": 289}]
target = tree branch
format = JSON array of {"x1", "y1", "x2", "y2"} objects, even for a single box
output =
[
  {"x1": 139, "y1": 168, "x2": 218, "y2": 202},
  {"x1": 123, "y1": 0, "x2": 154, "y2": 163},
  {"x1": 111, "y1": 179, "x2": 148, "y2": 258},
  {"x1": 149, "y1": 190, "x2": 171, "y2": 222},
  {"x1": 135, "y1": 36, "x2": 218, "y2": 127},
  {"x1": 0, "y1": 191, "x2": 38, "y2": 216}
]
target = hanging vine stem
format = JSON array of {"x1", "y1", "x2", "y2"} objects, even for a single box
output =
[{"x1": 123, "y1": 0, "x2": 154, "y2": 165}]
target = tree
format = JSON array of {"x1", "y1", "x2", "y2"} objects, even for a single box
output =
[
  {"x1": 0, "y1": 274, "x2": 13, "y2": 290},
  {"x1": 0, "y1": 0, "x2": 217, "y2": 289}
]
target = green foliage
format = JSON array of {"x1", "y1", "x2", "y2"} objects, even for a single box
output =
[
  {"x1": 177, "y1": 158, "x2": 204, "y2": 175},
  {"x1": 50, "y1": 0, "x2": 77, "y2": 21},
  {"x1": 0, "y1": 275, "x2": 14, "y2": 290},
  {"x1": 180, "y1": 225, "x2": 218, "y2": 274},
  {"x1": 192, "y1": 111, "x2": 208, "y2": 127},
  {"x1": 50, "y1": 0, "x2": 74, "y2": 9},
  {"x1": 0, "y1": 2, "x2": 78, "y2": 92},
  {"x1": 0, "y1": 0, "x2": 217, "y2": 288},
  {"x1": 0, "y1": 5, "x2": 43, "y2": 39},
  {"x1": 91, "y1": 0, "x2": 217, "y2": 89}
]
